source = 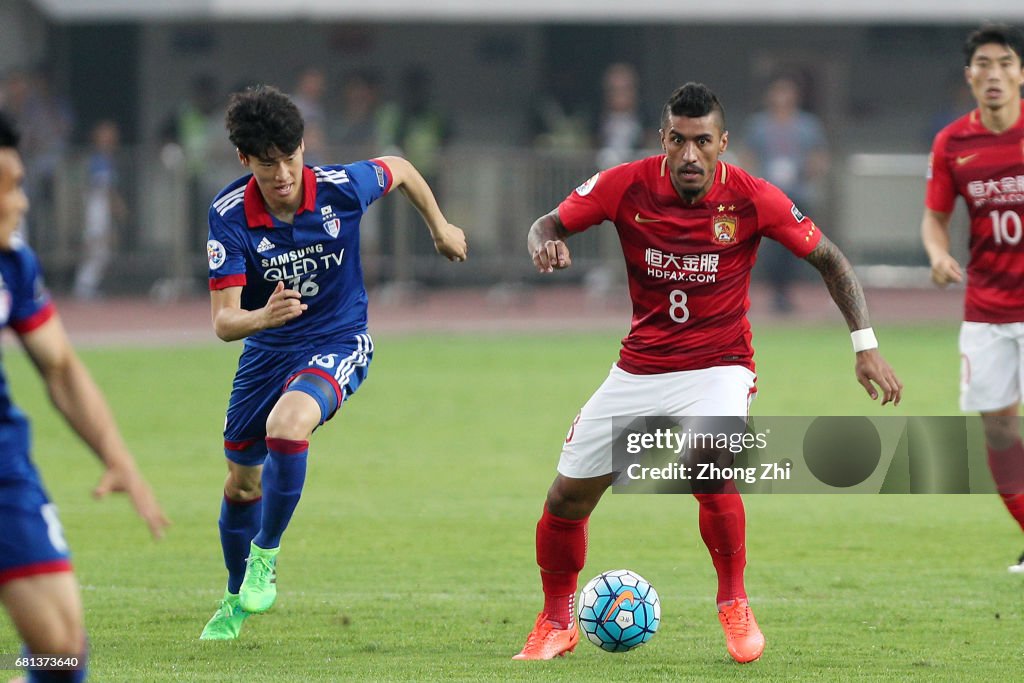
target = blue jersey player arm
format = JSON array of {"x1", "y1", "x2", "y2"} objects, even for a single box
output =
[
  {"x1": 211, "y1": 281, "x2": 307, "y2": 343},
  {"x1": 207, "y1": 183, "x2": 308, "y2": 342},
  {"x1": 18, "y1": 314, "x2": 170, "y2": 538},
  {"x1": 377, "y1": 155, "x2": 468, "y2": 261}
]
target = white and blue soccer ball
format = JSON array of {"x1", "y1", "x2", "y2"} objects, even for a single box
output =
[{"x1": 577, "y1": 569, "x2": 660, "y2": 652}]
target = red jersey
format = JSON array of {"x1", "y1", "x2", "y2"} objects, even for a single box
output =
[
  {"x1": 926, "y1": 104, "x2": 1024, "y2": 323},
  {"x1": 558, "y1": 155, "x2": 822, "y2": 374}
]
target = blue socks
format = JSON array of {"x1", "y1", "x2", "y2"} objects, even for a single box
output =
[
  {"x1": 219, "y1": 495, "x2": 263, "y2": 594},
  {"x1": 252, "y1": 438, "x2": 309, "y2": 550}
]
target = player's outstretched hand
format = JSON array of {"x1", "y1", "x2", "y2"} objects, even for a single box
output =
[
  {"x1": 262, "y1": 280, "x2": 307, "y2": 329},
  {"x1": 532, "y1": 239, "x2": 572, "y2": 273},
  {"x1": 930, "y1": 253, "x2": 963, "y2": 287},
  {"x1": 433, "y1": 223, "x2": 468, "y2": 262},
  {"x1": 855, "y1": 349, "x2": 903, "y2": 406},
  {"x1": 94, "y1": 464, "x2": 171, "y2": 540}
]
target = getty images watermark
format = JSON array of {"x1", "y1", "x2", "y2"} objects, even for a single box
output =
[
  {"x1": 611, "y1": 416, "x2": 1019, "y2": 494},
  {"x1": 622, "y1": 423, "x2": 788, "y2": 485}
]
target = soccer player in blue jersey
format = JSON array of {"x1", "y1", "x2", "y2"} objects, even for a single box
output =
[
  {"x1": 200, "y1": 85, "x2": 467, "y2": 640},
  {"x1": 0, "y1": 110, "x2": 169, "y2": 682}
]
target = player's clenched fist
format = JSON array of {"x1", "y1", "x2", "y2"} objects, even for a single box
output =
[
  {"x1": 262, "y1": 280, "x2": 307, "y2": 329},
  {"x1": 433, "y1": 222, "x2": 468, "y2": 262},
  {"x1": 532, "y1": 239, "x2": 572, "y2": 273}
]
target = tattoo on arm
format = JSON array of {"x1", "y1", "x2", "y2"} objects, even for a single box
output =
[
  {"x1": 804, "y1": 235, "x2": 871, "y2": 331},
  {"x1": 543, "y1": 210, "x2": 570, "y2": 241},
  {"x1": 528, "y1": 209, "x2": 570, "y2": 250}
]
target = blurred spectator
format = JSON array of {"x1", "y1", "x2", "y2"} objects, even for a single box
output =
[
  {"x1": 595, "y1": 62, "x2": 646, "y2": 168},
  {"x1": 528, "y1": 95, "x2": 590, "y2": 153},
  {"x1": 163, "y1": 74, "x2": 223, "y2": 253},
  {"x1": 527, "y1": 64, "x2": 594, "y2": 153},
  {"x1": 378, "y1": 67, "x2": 452, "y2": 186},
  {"x1": 73, "y1": 120, "x2": 127, "y2": 300},
  {"x1": 291, "y1": 66, "x2": 330, "y2": 164},
  {"x1": 0, "y1": 67, "x2": 74, "y2": 242},
  {"x1": 373, "y1": 68, "x2": 454, "y2": 281},
  {"x1": 739, "y1": 74, "x2": 829, "y2": 313},
  {"x1": 336, "y1": 69, "x2": 387, "y2": 159},
  {"x1": 335, "y1": 70, "x2": 390, "y2": 284}
]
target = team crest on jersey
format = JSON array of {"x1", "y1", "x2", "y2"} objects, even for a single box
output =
[
  {"x1": 712, "y1": 214, "x2": 737, "y2": 244},
  {"x1": 323, "y1": 218, "x2": 341, "y2": 238},
  {"x1": 575, "y1": 173, "x2": 600, "y2": 197},
  {"x1": 207, "y1": 240, "x2": 226, "y2": 269}
]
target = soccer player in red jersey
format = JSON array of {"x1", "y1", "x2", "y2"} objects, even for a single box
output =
[
  {"x1": 921, "y1": 23, "x2": 1024, "y2": 573},
  {"x1": 513, "y1": 82, "x2": 902, "y2": 663}
]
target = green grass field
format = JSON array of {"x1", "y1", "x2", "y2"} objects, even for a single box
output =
[{"x1": 2, "y1": 323, "x2": 1022, "y2": 681}]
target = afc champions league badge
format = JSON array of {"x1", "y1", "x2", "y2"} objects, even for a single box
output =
[
  {"x1": 575, "y1": 172, "x2": 600, "y2": 197},
  {"x1": 207, "y1": 240, "x2": 226, "y2": 270}
]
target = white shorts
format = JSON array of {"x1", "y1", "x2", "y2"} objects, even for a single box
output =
[
  {"x1": 959, "y1": 322, "x2": 1024, "y2": 412},
  {"x1": 557, "y1": 364, "x2": 757, "y2": 479}
]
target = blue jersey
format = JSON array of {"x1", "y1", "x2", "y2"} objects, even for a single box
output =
[
  {"x1": 0, "y1": 239, "x2": 55, "y2": 483},
  {"x1": 207, "y1": 161, "x2": 392, "y2": 350}
]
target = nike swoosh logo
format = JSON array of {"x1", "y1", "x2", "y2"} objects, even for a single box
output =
[
  {"x1": 601, "y1": 590, "x2": 636, "y2": 623},
  {"x1": 635, "y1": 213, "x2": 663, "y2": 223},
  {"x1": 955, "y1": 154, "x2": 979, "y2": 166}
]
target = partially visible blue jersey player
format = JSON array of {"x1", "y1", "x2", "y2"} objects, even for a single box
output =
[
  {"x1": 0, "y1": 110, "x2": 168, "y2": 683},
  {"x1": 201, "y1": 84, "x2": 467, "y2": 640}
]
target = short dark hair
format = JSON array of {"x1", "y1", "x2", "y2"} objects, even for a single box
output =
[
  {"x1": 225, "y1": 84, "x2": 304, "y2": 159},
  {"x1": 0, "y1": 110, "x2": 20, "y2": 149},
  {"x1": 964, "y1": 23, "x2": 1024, "y2": 66},
  {"x1": 661, "y1": 82, "x2": 726, "y2": 129}
]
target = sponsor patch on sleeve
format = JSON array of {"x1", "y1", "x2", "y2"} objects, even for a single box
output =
[{"x1": 790, "y1": 204, "x2": 806, "y2": 222}]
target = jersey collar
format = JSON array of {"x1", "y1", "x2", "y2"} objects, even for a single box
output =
[
  {"x1": 243, "y1": 166, "x2": 317, "y2": 229},
  {"x1": 967, "y1": 101, "x2": 1024, "y2": 134}
]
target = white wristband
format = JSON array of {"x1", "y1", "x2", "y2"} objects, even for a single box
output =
[{"x1": 851, "y1": 327, "x2": 878, "y2": 353}]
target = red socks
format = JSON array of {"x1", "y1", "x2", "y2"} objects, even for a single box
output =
[
  {"x1": 536, "y1": 507, "x2": 588, "y2": 629},
  {"x1": 694, "y1": 484, "x2": 747, "y2": 606},
  {"x1": 534, "y1": 488, "x2": 748, "y2": 625},
  {"x1": 987, "y1": 439, "x2": 1024, "y2": 532}
]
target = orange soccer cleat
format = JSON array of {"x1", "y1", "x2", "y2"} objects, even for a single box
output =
[
  {"x1": 717, "y1": 598, "x2": 766, "y2": 663},
  {"x1": 512, "y1": 613, "x2": 580, "y2": 660}
]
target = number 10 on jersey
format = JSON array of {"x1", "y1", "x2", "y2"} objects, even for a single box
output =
[{"x1": 990, "y1": 209, "x2": 1023, "y2": 246}]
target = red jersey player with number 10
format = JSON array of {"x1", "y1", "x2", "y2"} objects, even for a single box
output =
[
  {"x1": 513, "y1": 82, "x2": 902, "y2": 664},
  {"x1": 921, "y1": 23, "x2": 1024, "y2": 573}
]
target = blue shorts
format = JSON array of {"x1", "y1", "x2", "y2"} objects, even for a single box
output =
[
  {"x1": 223, "y1": 333, "x2": 373, "y2": 466},
  {"x1": 0, "y1": 477, "x2": 72, "y2": 585}
]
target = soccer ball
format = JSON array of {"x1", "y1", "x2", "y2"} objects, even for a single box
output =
[{"x1": 577, "y1": 569, "x2": 660, "y2": 652}]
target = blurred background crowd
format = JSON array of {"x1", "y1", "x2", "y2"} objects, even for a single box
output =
[{"x1": 0, "y1": 1, "x2": 992, "y2": 306}]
